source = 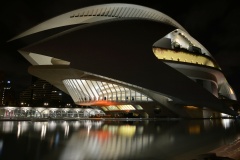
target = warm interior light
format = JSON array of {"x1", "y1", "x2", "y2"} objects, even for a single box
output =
[
  {"x1": 78, "y1": 100, "x2": 120, "y2": 106},
  {"x1": 188, "y1": 125, "x2": 200, "y2": 134},
  {"x1": 229, "y1": 87, "x2": 234, "y2": 94},
  {"x1": 118, "y1": 125, "x2": 136, "y2": 137},
  {"x1": 152, "y1": 47, "x2": 219, "y2": 69},
  {"x1": 184, "y1": 106, "x2": 198, "y2": 109}
]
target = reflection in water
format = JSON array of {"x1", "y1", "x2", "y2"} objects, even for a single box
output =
[
  {"x1": 222, "y1": 118, "x2": 231, "y2": 129},
  {"x1": 33, "y1": 122, "x2": 42, "y2": 131},
  {"x1": 0, "y1": 119, "x2": 239, "y2": 160},
  {"x1": 48, "y1": 121, "x2": 57, "y2": 131},
  {"x1": 41, "y1": 123, "x2": 47, "y2": 140},
  {"x1": 3, "y1": 121, "x2": 14, "y2": 133},
  {"x1": 0, "y1": 140, "x2": 3, "y2": 155},
  {"x1": 60, "y1": 123, "x2": 154, "y2": 160},
  {"x1": 188, "y1": 125, "x2": 200, "y2": 134}
]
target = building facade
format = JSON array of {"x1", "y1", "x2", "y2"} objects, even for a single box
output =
[
  {"x1": 9, "y1": 3, "x2": 238, "y2": 118},
  {"x1": 19, "y1": 76, "x2": 74, "y2": 107},
  {"x1": 0, "y1": 80, "x2": 16, "y2": 106}
]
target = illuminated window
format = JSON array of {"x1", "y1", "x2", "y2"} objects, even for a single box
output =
[
  {"x1": 117, "y1": 105, "x2": 135, "y2": 110},
  {"x1": 107, "y1": 106, "x2": 119, "y2": 111},
  {"x1": 135, "y1": 105, "x2": 143, "y2": 110},
  {"x1": 152, "y1": 47, "x2": 220, "y2": 69},
  {"x1": 229, "y1": 87, "x2": 234, "y2": 95},
  {"x1": 101, "y1": 107, "x2": 108, "y2": 111}
]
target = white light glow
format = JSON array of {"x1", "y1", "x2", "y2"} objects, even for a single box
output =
[
  {"x1": 17, "y1": 122, "x2": 21, "y2": 138},
  {"x1": 64, "y1": 125, "x2": 69, "y2": 138},
  {"x1": 41, "y1": 124, "x2": 47, "y2": 140},
  {"x1": 221, "y1": 119, "x2": 231, "y2": 129},
  {"x1": 2, "y1": 122, "x2": 13, "y2": 133}
]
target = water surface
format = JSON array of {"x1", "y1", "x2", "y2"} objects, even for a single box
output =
[{"x1": 0, "y1": 119, "x2": 239, "y2": 160}]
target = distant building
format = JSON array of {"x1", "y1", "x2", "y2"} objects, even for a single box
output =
[
  {"x1": 0, "y1": 71, "x2": 4, "y2": 105},
  {"x1": 0, "y1": 71, "x2": 4, "y2": 81},
  {"x1": 0, "y1": 80, "x2": 16, "y2": 106},
  {"x1": 19, "y1": 76, "x2": 74, "y2": 107}
]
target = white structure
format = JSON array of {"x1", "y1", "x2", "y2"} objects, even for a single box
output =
[{"x1": 10, "y1": 3, "x2": 238, "y2": 118}]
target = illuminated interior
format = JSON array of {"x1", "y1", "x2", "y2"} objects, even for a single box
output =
[
  {"x1": 152, "y1": 47, "x2": 220, "y2": 69},
  {"x1": 102, "y1": 105, "x2": 140, "y2": 111},
  {"x1": 184, "y1": 106, "x2": 199, "y2": 109},
  {"x1": 63, "y1": 79, "x2": 152, "y2": 105}
]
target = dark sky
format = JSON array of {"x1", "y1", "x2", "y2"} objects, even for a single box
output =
[{"x1": 0, "y1": 0, "x2": 240, "y2": 98}]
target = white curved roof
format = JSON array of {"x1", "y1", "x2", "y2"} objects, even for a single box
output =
[{"x1": 9, "y1": 3, "x2": 187, "y2": 41}]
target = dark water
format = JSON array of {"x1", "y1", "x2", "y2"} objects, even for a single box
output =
[{"x1": 0, "y1": 119, "x2": 239, "y2": 160}]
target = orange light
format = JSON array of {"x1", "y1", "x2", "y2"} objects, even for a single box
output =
[
  {"x1": 188, "y1": 125, "x2": 200, "y2": 134},
  {"x1": 96, "y1": 131, "x2": 111, "y2": 141},
  {"x1": 78, "y1": 100, "x2": 121, "y2": 106},
  {"x1": 185, "y1": 106, "x2": 198, "y2": 109}
]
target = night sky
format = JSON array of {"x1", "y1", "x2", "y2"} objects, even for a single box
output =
[{"x1": 0, "y1": 0, "x2": 240, "y2": 98}]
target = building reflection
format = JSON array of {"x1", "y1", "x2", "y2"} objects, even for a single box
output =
[
  {"x1": 2, "y1": 121, "x2": 14, "y2": 133},
  {"x1": 188, "y1": 124, "x2": 201, "y2": 135},
  {"x1": 0, "y1": 119, "x2": 239, "y2": 160},
  {"x1": 221, "y1": 118, "x2": 231, "y2": 129},
  {"x1": 60, "y1": 123, "x2": 154, "y2": 160}
]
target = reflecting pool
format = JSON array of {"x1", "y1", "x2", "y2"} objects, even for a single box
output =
[{"x1": 0, "y1": 119, "x2": 239, "y2": 160}]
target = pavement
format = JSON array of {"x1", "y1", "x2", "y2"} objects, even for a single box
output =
[
  {"x1": 192, "y1": 138, "x2": 240, "y2": 160},
  {"x1": 210, "y1": 138, "x2": 240, "y2": 160}
]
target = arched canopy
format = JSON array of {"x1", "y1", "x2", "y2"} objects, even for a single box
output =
[{"x1": 9, "y1": 3, "x2": 186, "y2": 42}]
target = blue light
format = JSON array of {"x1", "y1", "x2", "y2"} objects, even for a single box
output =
[{"x1": 7, "y1": 81, "x2": 10, "y2": 84}]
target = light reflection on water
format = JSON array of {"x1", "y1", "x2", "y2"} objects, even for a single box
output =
[{"x1": 0, "y1": 119, "x2": 239, "y2": 160}]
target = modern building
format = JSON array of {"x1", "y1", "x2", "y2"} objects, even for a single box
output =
[{"x1": 9, "y1": 3, "x2": 239, "y2": 118}]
